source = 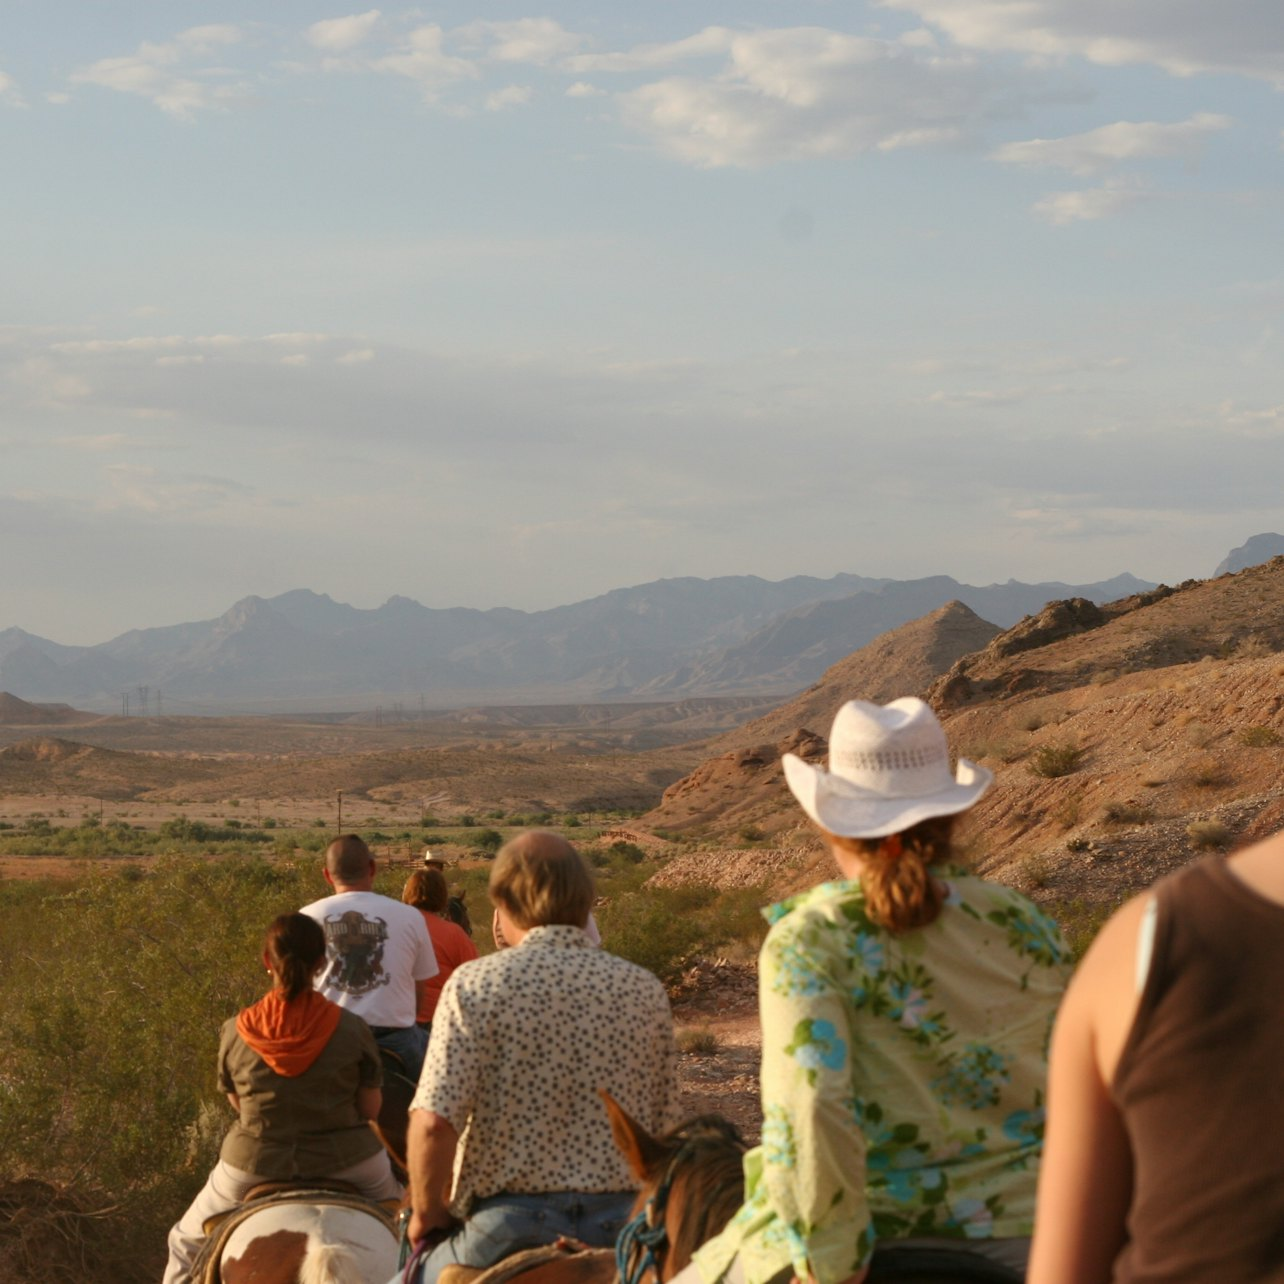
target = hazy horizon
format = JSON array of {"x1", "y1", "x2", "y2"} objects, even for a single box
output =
[{"x1": 6, "y1": 3, "x2": 1283, "y2": 644}]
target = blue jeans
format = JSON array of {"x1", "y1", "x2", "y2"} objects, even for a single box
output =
[
  {"x1": 371, "y1": 1023, "x2": 428, "y2": 1088},
  {"x1": 405, "y1": 1190, "x2": 636, "y2": 1284}
]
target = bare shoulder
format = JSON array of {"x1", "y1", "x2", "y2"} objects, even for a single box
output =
[{"x1": 1057, "y1": 892, "x2": 1152, "y2": 1083}]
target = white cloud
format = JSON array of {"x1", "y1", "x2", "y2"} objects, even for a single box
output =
[
  {"x1": 155, "y1": 355, "x2": 207, "y2": 367},
  {"x1": 616, "y1": 27, "x2": 997, "y2": 167},
  {"x1": 454, "y1": 18, "x2": 588, "y2": 66},
  {"x1": 878, "y1": 0, "x2": 1284, "y2": 84},
  {"x1": 280, "y1": 354, "x2": 310, "y2": 367},
  {"x1": 485, "y1": 84, "x2": 532, "y2": 111},
  {"x1": 567, "y1": 28, "x2": 736, "y2": 73},
  {"x1": 307, "y1": 10, "x2": 381, "y2": 53},
  {"x1": 566, "y1": 81, "x2": 604, "y2": 98},
  {"x1": 993, "y1": 112, "x2": 1231, "y2": 176},
  {"x1": 337, "y1": 349, "x2": 375, "y2": 365},
  {"x1": 8, "y1": 357, "x2": 92, "y2": 408},
  {"x1": 0, "y1": 70, "x2": 27, "y2": 108},
  {"x1": 45, "y1": 91, "x2": 71, "y2": 105},
  {"x1": 57, "y1": 433, "x2": 144, "y2": 452},
  {"x1": 69, "y1": 24, "x2": 248, "y2": 120},
  {"x1": 370, "y1": 25, "x2": 477, "y2": 100},
  {"x1": 1032, "y1": 182, "x2": 1149, "y2": 223},
  {"x1": 1218, "y1": 400, "x2": 1284, "y2": 437}
]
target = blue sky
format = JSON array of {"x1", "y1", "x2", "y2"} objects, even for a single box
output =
[{"x1": 3, "y1": 1, "x2": 1283, "y2": 644}]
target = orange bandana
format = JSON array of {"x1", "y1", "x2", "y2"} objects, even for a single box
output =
[{"x1": 235, "y1": 988, "x2": 342, "y2": 1077}]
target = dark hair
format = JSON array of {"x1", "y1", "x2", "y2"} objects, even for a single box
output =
[
  {"x1": 265, "y1": 913, "x2": 327, "y2": 1000},
  {"x1": 326, "y1": 833, "x2": 372, "y2": 882},
  {"x1": 402, "y1": 868, "x2": 449, "y2": 914},
  {"x1": 826, "y1": 815, "x2": 956, "y2": 933}
]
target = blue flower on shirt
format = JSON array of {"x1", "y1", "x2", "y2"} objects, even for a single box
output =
[
  {"x1": 769, "y1": 939, "x2": 830, "y2": 998},
  {"x1": 888, "y1": 981, "x2": 929, "y2": 1029},
  {"x1": 761, "y1": 1104, "x2": 798, "y2": 1171},
  {"x1": 932, "y1": 1043, "x2": 1012, "y2": 1110},
  {"x1": 1002, "y1": 1105, "x2": 1045, "y2": 1150},
  {"x1": 851, "y1": 931, "x2": 886, "y2": 975},
  {"x1": 786, "y1": 1018, "x2": 847, "y2": 1083}
]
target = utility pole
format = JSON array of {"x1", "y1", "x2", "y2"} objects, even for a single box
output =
[
  {"x1": 122, "y1": 691, "x2": 130, "y2": 717},
  {"x1": 336, "y1": 790, "x2": 343, "y2": 836}
]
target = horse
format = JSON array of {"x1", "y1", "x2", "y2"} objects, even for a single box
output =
[
  {"x1": 202, "y1": 1186, "x2": 400, "y2": 1284},
  {"x1": 428, "y1": 1092, "x2": 747, "y2": 1284}
]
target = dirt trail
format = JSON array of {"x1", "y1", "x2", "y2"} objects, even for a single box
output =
[{"x1": 672, "y1": 960, "x2": 763, "y2": 1143}]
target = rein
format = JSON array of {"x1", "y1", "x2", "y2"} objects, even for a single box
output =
[{"x1": 614, "y1": 1136, "x2": 701, "y2": 1284}]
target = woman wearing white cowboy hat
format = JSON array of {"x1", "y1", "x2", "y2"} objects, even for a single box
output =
[{"x1": 683, "y1": 697, "x2": 1071, "y2": 1284}]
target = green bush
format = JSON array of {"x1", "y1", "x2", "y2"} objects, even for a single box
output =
[
  {"x1": 470, "y1": 828, "x2": 504, "y2": 855},
  {"x1": 1238, "y1": 725, "x2": 1281, "y2": 748},
  {"x1": 1028, "y1": 742, "x2": 1084, "y2": 778}
]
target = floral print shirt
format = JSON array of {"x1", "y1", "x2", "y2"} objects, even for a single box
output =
[{"x1": 694, "y1": 871, "x2": 1070, "y2": 1284}]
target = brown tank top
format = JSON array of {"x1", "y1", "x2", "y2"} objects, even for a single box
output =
[{"x1": 1111, "y1": 856, "x2": 1284, "y2": 1283}]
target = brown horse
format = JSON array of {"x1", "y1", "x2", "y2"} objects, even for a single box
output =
[{"x1": 440, "y1": 1093, "x2": 747, "y2": 1284}]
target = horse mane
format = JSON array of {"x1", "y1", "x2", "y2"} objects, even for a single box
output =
[{"x1": 648, "y1": 1116, "x2": 747, "y2": 1274}]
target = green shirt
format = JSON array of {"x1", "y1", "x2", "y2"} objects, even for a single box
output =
[{"x1": 694, "y1": 872, "x2": 1070, "y2": 1284}]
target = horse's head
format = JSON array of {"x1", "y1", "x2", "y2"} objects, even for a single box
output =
[{"x1": 600, "y1": 1091, "x2": 747, "y2": 1284}]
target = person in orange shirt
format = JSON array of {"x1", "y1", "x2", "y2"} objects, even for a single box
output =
[{"x1": 402, "y1": 869, "x2": 480, "y2": 1029}]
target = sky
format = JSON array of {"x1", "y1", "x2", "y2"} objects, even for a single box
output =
[{"x1": 3, "y1": 1, "x2": 1283, "y2": 645}]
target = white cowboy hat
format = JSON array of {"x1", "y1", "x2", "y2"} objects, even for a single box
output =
[{"x1": 783, "y1": 697, "x2": 992, "y2": 839}]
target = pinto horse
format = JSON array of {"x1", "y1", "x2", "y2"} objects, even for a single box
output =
[{"x1": 206, "y1": 1188, "x2": 399, "y2": 1284}]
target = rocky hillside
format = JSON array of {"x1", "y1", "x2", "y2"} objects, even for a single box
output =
[{"x1": 646, "y1": 559, "x2": 1284, "y2": 908}]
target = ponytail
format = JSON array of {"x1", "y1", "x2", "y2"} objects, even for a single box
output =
[
  {"x1": 264, "y1": 913, "x2": 327, "y2": 1001},
  {"x1": 827, "y1": 815, "x2": 955, "y2": 933}
]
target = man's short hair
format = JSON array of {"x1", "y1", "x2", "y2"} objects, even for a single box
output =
[
  {"x1": 489, "y1": 831, "x2": 594, "y2": 930},
  {"x1": 326, "y1": 833, "x2": 373, "y2": 883}
]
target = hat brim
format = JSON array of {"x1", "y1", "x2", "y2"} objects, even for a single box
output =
[{"x1": 782, "y1": 752, "x2": 993, "y2": 840}]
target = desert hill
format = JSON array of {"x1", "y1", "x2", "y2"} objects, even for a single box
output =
[
  {"x1": 0, "y1": 737, "x2": 218, "y2": 799},
  {"x1": 0, "y1": 692, "x2": 96, "y2": 725},
  {"x1": 1215, "y1": 531, "x2": 1284, "y2": 576},
  {"x1": 710, "y1": 601, "x2": 1000, "y2": 753},
  {"x1": 646, "y1": 559, "x2": 1284, "y2": 907}
]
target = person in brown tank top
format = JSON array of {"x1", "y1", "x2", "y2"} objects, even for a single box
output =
[{"x1": 1028, "y1": 827, "x2": 1284, "y2": 1284}]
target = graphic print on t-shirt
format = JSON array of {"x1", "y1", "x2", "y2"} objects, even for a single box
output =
[{"x1": 321, "y1": 909, "x2": 391, "y2": 995}]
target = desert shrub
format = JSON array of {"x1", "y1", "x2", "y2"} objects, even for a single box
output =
[
  {"x1": 676, "y1": 1028, "x2": 722, "y2": 1056},
  {"x1": 469, "y1": 828, "x2": 504, "y2": 855},
  {"x1": 1187, "y1": 819, "x2": 1232, "y2": 850},
  {"x1": 459, "y1": 814, "x2": 476, "y2": 828},
  {"x1": 609, "y1": 840, "x2": 646, "y2": 864},
  {"x1": 1020, "y1": 853, "x2": 1052, "y2": 889},
  {"x1": 1066, "y1": 836, "x2": 1090, "y2": 853},
  {"x1": 737, "y1": 823, "x2": 766, "y2": 843},
  {"x1": 1028, "y1": 743, "x2": 1083, "y2": 779},
  {"x1": 1188, "y1": 755, "x2": 1228, "y2": 788},
  {"x1": 563, "y1": 814, "x2": 582, "y2": 828},
  {"x1": 1237, "y1": 725, "x2": 1281, "y2": 748},
  {"x1": 1101, "y1": 801, "x2": 1155, "y2": 826}
]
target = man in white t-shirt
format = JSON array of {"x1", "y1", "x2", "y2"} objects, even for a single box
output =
[{"x1": 301, "y1": 833, "x2": 438, "y2": 1083}]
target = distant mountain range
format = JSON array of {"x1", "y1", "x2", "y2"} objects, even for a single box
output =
[{"x1": 1, "y1": 568, "x2": 1159, "y2": 713}]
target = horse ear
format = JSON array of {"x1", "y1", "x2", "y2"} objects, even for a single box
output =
[{"x1": 600, "y1": 1089, "x2": 667, "y2": 1180}]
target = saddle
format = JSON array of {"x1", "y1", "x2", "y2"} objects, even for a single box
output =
[
  {"x1": 194, "y1": 1184, "x2": 400, "y2": 1284},
  {"x1": 438, "y1": 1238, "x2": 612, "y2": 1284}
]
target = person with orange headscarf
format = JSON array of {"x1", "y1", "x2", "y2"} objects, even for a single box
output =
[{"x1": 162, "y1": 913, "x2": 401, "y2": 1284}]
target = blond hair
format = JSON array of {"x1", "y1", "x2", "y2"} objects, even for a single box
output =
[
  {"x1": 826, "y1": 815, "x2": 956, "y2": 933},
  {"x1": 489, "y1": 831, "x2": 594, "y2": 930}
]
